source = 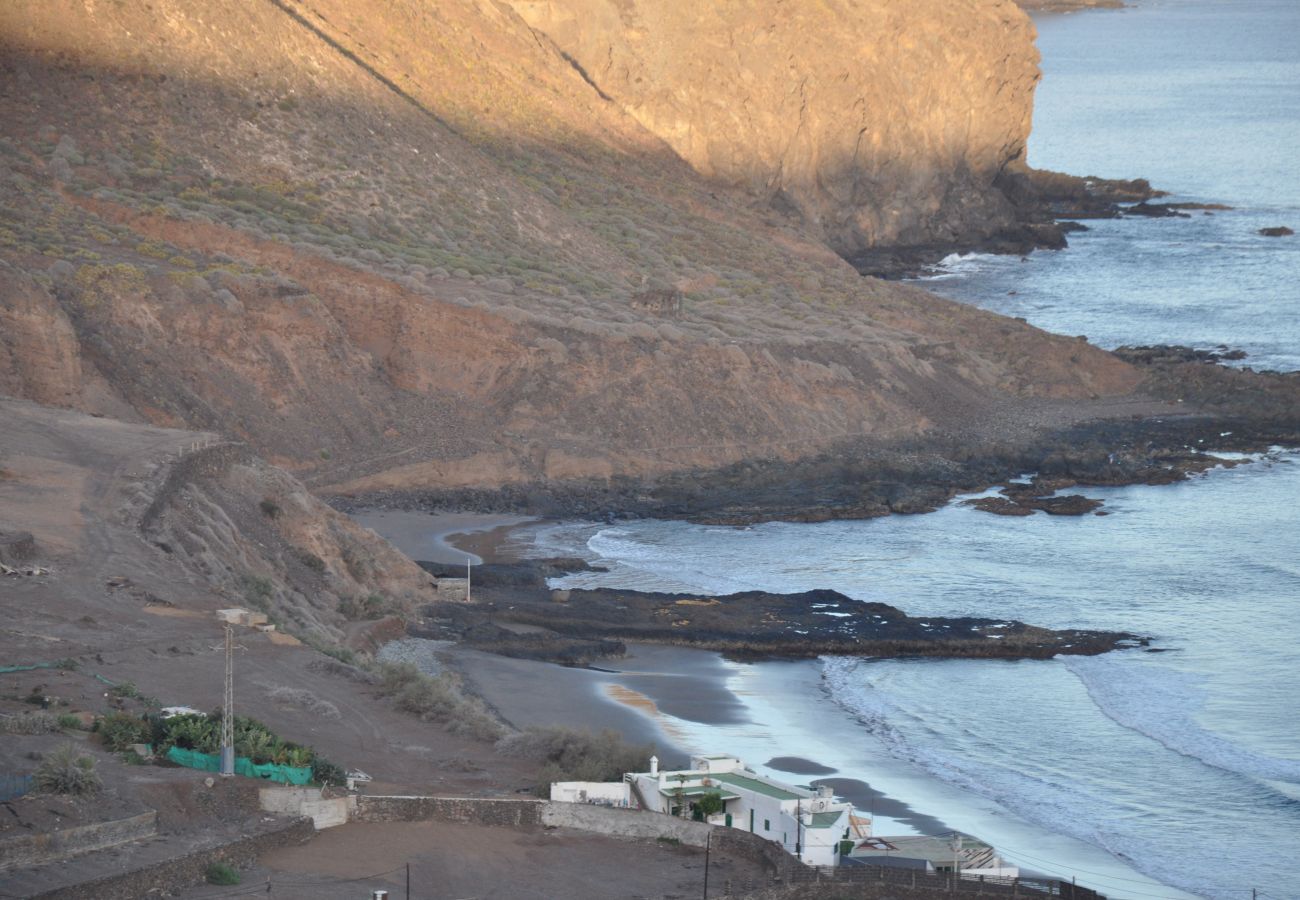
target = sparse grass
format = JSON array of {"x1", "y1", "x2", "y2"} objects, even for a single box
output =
[
  {"x1": 496, "y1": 726, "x2": 653, "y2": 796},
  {"x1": 241, "y1": 574, "x2": 273, "y2": 610},
  {"x1": 375, "y1": 661, "x2": 504, "y2": 741},
  {"x1": 0, "y1": 711, "x2": 60, "y2": 734},
  {"x1": 266, "y1": 686, "x2": 340, "y2": 720},
  {"x1": 296, "y1": 549, "x2": 326, "y2": 574}
]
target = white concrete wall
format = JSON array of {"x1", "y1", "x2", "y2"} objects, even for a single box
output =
[
  {"x1": 549, "y1": 781, "x2": 632, "y2": 806},
  {"x1": 258, "y1": 786, "x2": 353, "y2": 829}
]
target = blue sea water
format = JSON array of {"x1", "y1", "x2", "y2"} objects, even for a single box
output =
[
  {"x1": 509, "y1": 5, "x2": 1300, "y2": 898},
  {"x1": 523, "y1": 453, "x2": 1300, "y2": 900},
  {"x1": 919, "y1": 0, "x2": 1300, "y2": 372}
]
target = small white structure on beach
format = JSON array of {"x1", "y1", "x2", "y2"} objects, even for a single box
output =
[{"x1": 552, "y1": 754, "x2": 858, "y2": 867}]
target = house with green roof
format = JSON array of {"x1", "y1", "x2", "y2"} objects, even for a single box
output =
[{"x1": 551, "y1": 753, "x2": 858, "y2": 865}]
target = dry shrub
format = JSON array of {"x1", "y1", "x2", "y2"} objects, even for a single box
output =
[
  {"x1": 267, "y1": 686, "x2": 341, "y2": 720},
  {"x1": 375, "y1": 662, "x2": 504, "y2": 741},
  {"x1": 35, "y1": 744, "x2": 101, "y2": 795},
  {"x1": 0, "y1": 711, "x2": 59, "y2": 735},
  {"x1": 496, "y1": 726, "x2": 653, "y2": 795},
  {"x1": 307, "y1": 657, "x2": 380, "y2": 684}
]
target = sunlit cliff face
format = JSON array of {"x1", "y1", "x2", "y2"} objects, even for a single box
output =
[{"x1": 0, "y1": 0, "x2": 1139, "y2": 495}]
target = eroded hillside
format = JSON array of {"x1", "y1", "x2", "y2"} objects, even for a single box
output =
[{"x1": 0, "y1": 0, "x2": 1158, "y2": 507}]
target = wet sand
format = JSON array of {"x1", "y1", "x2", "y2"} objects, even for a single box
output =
[{"x1": 447, "y1": 639, "x2": 950, "y2": 836}]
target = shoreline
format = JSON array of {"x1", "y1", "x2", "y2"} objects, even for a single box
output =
[
  {"x1": 444, "y1": 638, "x2": 955, "y2": 836},
  {"x1": 350, "y1": 506, "x2": 1213, "y2": 899},
  {"x1": 334, "y1": 393, "x2": 1300, "y2": 529},
  {"x1": 349, "y1": 509, "x2": 536, "y2": 565}
]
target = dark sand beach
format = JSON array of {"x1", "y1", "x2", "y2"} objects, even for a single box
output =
[
  {"x1": 350, "y1": 509, "x2": 536, "y2": 565},
  {"x1": 358, "y1": 513, "x2": 962, "y2": 839}
]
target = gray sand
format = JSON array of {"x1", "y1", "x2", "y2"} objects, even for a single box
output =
[{"x1": 349, "y1": 510, "x2": 534, "y2": 564}]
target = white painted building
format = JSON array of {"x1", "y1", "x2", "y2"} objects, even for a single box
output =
[{"x1": 553, "y1": 754, "x2": 858, "y2": 867}]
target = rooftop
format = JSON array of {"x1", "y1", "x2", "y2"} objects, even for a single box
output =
[
  {"x1": 806, "y1": 811, "x2": 845, "y2": 829},
  {"x1": 711, "y1": 772, "x2": 808, "y2": 802}
]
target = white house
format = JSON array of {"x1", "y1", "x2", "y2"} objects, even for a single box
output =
[{"x1": 553, "y1": 754, "x2": 859, "y2": 867}]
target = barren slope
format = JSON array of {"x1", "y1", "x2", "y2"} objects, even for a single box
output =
[{"x1": 0, "y1": 0, "x2": 1164, "y2": 504}]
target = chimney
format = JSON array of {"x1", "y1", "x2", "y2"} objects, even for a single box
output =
[{"x1": 650, "y1": 755, "x2": 659, "y2": 776}]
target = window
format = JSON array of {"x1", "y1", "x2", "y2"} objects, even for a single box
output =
[{"x1": 764, "y1": 819, "x2": 770, "y2": 831}]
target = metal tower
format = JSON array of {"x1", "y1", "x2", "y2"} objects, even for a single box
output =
[{"x1": 220, "y1": 623, "x2": 234, "y2": 776}]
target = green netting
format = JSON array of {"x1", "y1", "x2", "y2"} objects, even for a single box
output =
[
  {"x1": 0, "y1": 662, "x2": 63, "y2": 674},
  {"x1": 165, "y1": 746, "x2": 313, "y2": 785}
]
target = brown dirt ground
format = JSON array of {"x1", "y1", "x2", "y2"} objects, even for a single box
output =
[{"x1": 175, "y1": 820, "x2": 768, "y2": 900}]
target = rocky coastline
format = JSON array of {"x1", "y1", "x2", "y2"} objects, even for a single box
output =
[{"x1": 409, "y1": 560, "x2": 1147, "y2": 665}]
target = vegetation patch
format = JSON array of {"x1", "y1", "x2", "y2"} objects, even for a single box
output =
[
  {"x1": 496, "y1": 726, "x2": 653, "y2": 796},
  {"x1": 375, "y1": 661, "x2": 504, "y2": 741},
  {"x1": 205, "y1": 862, "x2": 241, "y2": 886},
  {"x1": 35, "y1": 744, "x2": 101, "y2": 796}
]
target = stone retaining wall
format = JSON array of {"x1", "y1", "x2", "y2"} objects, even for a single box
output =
[
  {"x1": 356, "y1": 796, "x2": 797, "y2": 878},
  {"x1": 0, "y1": 811, "x2": 157, "y2": 870},
  {"x1": 540, "y1": 802, "x2": 712, "y2": 846},
  {"x1": 30, "y1": 817, "x2": 315, "y2": 900}
]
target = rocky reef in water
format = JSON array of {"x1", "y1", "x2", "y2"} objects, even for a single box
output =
[{"x1": 411, "y1": 560, "x2": 1146, "y2": 665}]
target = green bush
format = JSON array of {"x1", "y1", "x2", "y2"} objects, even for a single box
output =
[
  {"x1": 35, "y1": 744, "x2": 101, "y2": 795},
  {"x1": 696, "y1": 790, "x2": 724, "y2": 817},
  {"x1": 312, "y1": 757, "x2": 346, "y2": 787},
  {"x1": 57, "y1": 713, "x2": 84, "y2": 730},
  {"x1": 96, "y1": 712, "x2": 150, "y2": 750},
  {"x1": 205, "y1": 862, "x2": 240, "y2": 886}
]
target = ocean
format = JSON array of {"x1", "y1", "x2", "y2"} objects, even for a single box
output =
[
  {"x1": 922, "y1": 0, "x2": 1300, "y2": 373},
  {"x1": 507, "y1": 4, "x2": 1300, "y2": 898}
]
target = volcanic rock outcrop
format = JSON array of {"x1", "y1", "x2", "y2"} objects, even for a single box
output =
[{"x1": 507, "y1": 0, "x2": 1042, "y2": 256}]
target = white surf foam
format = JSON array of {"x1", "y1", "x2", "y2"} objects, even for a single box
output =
[{"x1": 1064, "y1": 655, "x2": 1300, "y2": 785}]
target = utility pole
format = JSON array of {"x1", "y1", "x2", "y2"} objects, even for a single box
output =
[
  {"x1": 702, "y1": 830, "x2": 711, "y2": 899},
  {"x1": 466, "y1": 555, "x2": 472, "y2": 602},
  {"x1": 795, "y1": 799, "x2": 802, "y2": 861},
  {"x1": 220, "y1": 624, "x2": 234, "y2": 776}
]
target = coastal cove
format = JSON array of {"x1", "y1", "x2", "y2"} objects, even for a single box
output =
[
  {"x1": 356, "y1": 6, "x2": 1300, "y2": 897},
  {"x1": 406, "y1": 447, "x2": 1297, "y2": 900}
]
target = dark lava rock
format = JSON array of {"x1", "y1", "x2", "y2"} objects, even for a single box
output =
[
  {"x1": 962, "y1": 496, "x2": 1035, "y2": 516},
  {"x1": 425, "y1": 579, "x2": 1146, "y2": 662},
  {"x1": 1058, "y1": 221, "x2": 1090, "y2": 233},
  {"x1": 1114, "y1": 344, "x2": 1248, "y2": 366},
  {"x1": 1036, "y1": 494, "x2": 1104, "y2": 516},
  {"x1": 416, "y1": 557, "x2": 604, "y2": 587},
  {"x1": 1259, "y1": 226, "x2": 1294, "y2": 237},
  {"x1": 0, "y1": 530, "x2": 37, "y2": 566},
  {"x1": 964, "y1": 487, "x2": 1102, "y2": 516},
  {"x1": 1123, "y1": 202, "x2": 1191, "y2": 219}
]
